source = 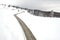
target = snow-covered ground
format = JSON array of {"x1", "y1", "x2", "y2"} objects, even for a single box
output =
[
  {"x1": 0, "y1": 4, "x2": 60, "y2": 40},
  {"x1": 17, "y1": 12, "x2": 60, "y2": 40},
  {"x1": 0, "y1": 5, "x2": 26, "y2": 40}
]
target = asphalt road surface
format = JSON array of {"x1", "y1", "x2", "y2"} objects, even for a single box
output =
[{"x1": 14, "y1": 14, "x2": 36, "y2": 40}]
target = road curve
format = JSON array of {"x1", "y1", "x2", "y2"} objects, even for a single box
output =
[{"x1": 14, "y1": 14, "x2": 36, "y2": 40}]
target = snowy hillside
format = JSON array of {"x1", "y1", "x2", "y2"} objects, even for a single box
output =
[
  {"x1": 17, "y1": 11, "x2": 60, "y2": 40},
  {"x1": 0, "y1": 4, "x2": 27, "y2": 40},
  {"x1": 0, "y1": 4, "x2": 60, "y2": 40}
]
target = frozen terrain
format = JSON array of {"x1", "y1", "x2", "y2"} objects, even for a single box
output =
[
  {"x1": 0, "y1": 5, "x2": 26, "y2": 40},
  {"x1": 17, "y1": 9, "x2": 60, "y2": 40},
  {"x1": 0, "y1": 4, "x2": 60, "y2": 40}
]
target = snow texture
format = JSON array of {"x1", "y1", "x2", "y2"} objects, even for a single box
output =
[
  {"x1": 0, "y1": 4, "x2": 60, "y2": 40},
  {"x1": 0, "y1": 5, "x2": 26, "y2": 40},
  {"x1": 17, "y1": 11, "x2": 60, "y2": 40}
]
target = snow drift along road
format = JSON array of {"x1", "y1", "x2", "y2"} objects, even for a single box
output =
[
  {"x1": 17, "y1": 11, "x2": 60, "y2": 40},
  {"x1": 0, "y1": 5, "x2": 27, "y2": 40}
]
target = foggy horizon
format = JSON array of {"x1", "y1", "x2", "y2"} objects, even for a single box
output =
[{"x1": 0, "y1": 0, "x2": 60, "y2": 12}]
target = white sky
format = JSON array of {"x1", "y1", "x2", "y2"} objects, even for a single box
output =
[{"x1": 0, "y1": 0, "x2": 60, "y2": 12}]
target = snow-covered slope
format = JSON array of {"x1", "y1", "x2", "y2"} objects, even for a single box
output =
[
  {"x1": 17, "y1": 11, "x2": 60, "y2": 40},
  {"x1": 0, "y1": 5, "x2": 27, "y2": 40},
  {"x1": 0, "y1": 4, "x2": 60, "y2": 40}
]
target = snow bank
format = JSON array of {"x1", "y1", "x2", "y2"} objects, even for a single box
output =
[
  {"x1": 0, "y1": 5, "x2": 26, "y2": 40},
  {"x1": 17, "y1": 11, "x2": 60, "y2": 40}
]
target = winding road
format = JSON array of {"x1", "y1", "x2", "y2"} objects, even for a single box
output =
[{"x1": 14, "y1": 14, "x2": 36, "y2": 40}]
